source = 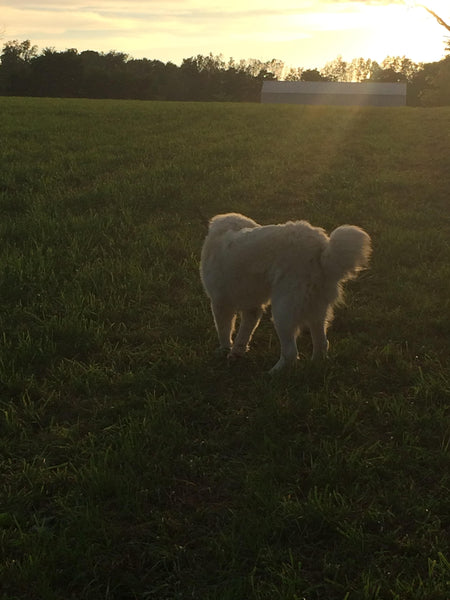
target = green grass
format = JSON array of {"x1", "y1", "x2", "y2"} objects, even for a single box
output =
[{"x1": 0, "y1": 97, "x2": 449, "y2": 599}]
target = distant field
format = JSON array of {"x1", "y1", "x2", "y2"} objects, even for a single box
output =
[{"x1": 0, "y1": 97, "x2": 449, "y2": 600}]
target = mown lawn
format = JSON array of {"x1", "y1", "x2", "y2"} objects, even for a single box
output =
[{"x1": 0, "y1": 97, "x2": 449, "y2": 599}]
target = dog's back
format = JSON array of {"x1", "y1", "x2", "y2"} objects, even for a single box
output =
[{"x1": 201, "y1": 214, "x2": 371, "y2": 289}]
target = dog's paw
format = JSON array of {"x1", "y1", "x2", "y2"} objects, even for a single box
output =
[
  {"x1": 268, "y1": 356, "x2": 299, "y2": 374},
  {"x1": 268, "y1": 363, "x2": 287, "y2": 375},
  {"x1": 311, "y1": 340, "x2": 329, "y2": 362}
]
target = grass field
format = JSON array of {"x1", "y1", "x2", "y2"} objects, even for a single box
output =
[{"x1": 0, "y1": 97, "x2": 449, "y2": 600}]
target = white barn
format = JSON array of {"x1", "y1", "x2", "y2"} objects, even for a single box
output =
[{"x1": 261, "y1": 81, "x2": 407, "y2": 107}]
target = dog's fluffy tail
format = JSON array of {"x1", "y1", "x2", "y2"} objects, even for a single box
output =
[{"x1": 321, "y1": 225, "x2": 371, "y2": 282}]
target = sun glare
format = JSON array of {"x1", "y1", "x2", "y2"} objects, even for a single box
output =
[
  {"x1": 371, "y1": 0, "x2": 449, "y2": 64},
  {"x1": 410, "y1": 1, "x2": 449, "y2": 57},
  {"x1": 283, "y1": 1, "x2": 448, "y2": 70}
]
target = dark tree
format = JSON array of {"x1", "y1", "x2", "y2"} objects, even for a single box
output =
[
  {"x1": 300, "y1": 69, "x2": 330, "y2": 82},
  {"x1": 370, "y1": 67, "x2": 407, "y2": 83},
  {"x1": 0, "y1": 40, "x2": 37, "y2": 95},
  {"x1": 29, "y1": 48, "x2": 83, "y2": 97},
  {"x1": 0, "y1": 37, "x2": 449, "y2": 105}
]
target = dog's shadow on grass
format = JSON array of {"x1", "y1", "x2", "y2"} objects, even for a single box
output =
[
  {"x1": 180, "y1": 349, "x2": 337, "y2": 396},
  {"x1": 147, "y1": 328, "x2": 354, "y2": 406}
]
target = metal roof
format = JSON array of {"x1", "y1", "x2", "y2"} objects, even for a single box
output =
[{"x1": 261, "y1": 81, "x2": 407, "y2": 96}]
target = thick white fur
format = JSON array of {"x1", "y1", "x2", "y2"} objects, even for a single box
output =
[{"x1": 200, "y1": 213, "x2": 371, "y2": 373}]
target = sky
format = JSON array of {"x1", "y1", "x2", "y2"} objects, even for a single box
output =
[{"x1": 1, "y1": 1, "x2": 449, "y2": 69}]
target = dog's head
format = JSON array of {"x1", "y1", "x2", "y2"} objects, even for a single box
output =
[{"x1": 208, "y1": 213, "x2": 259, "y2": 236}]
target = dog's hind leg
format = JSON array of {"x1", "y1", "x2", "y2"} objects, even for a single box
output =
[
  {"x1": 270, "y1": 297, "x2": 299, "y2": 373},
  {"x1": 211, "y1": 301, "x2": 236, "y2": 352},
  {"x1": 229, "y1": 307, "x2": 263, "y2": 357},
  {"x1": 308, "y1": 304, "x2": 332, "y2": 360},
  {"x1": 309, "y1": 319, "x2": 329, "y2": 361}
]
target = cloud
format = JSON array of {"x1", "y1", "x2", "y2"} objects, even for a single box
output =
[
  {"x1": 0, "y1": 1, "x2": 338, "y2": 47},
  {"x1": 0, "y1": 0, "x2": 446, "y2": 65}
]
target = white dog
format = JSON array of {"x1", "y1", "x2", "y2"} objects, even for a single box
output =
[{"x1": 200, "y1": 213, "x2": 371, "y2": 373}]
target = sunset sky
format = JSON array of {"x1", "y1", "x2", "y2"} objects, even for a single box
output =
[{"x1": 1, "y1": 1, "x2": 449, "y2": 69}]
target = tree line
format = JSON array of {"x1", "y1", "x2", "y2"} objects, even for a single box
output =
[{"x1": 1, "y1": 39, "x2": 449, "y2": 105}]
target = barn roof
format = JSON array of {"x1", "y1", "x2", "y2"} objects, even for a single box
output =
[
  {"x1": 261, "y1": 81, "x2": 406, "y2": 95},
  {"x1": 261, "y1": 81, "x2": 407, "y2": 106}
]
